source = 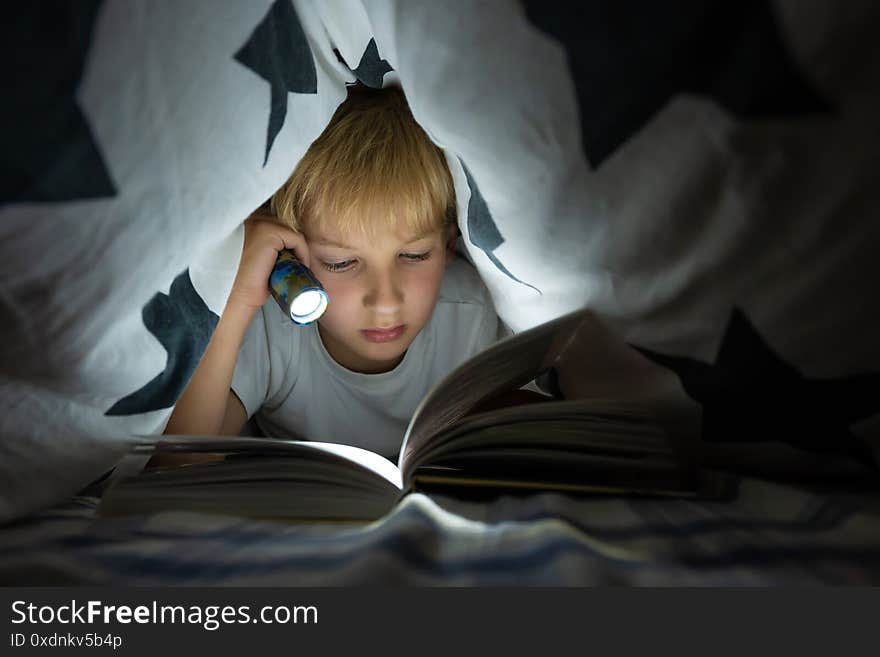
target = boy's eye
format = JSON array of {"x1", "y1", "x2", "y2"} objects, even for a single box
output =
[
  {"x1": 320, "y1": 259, "x2": 356, "y2": 272},
  {"x1": 401, "y1": 251, "x2": 432, "y2": 262}
]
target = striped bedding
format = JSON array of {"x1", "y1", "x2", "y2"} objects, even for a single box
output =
[{"x1": 2, "y1": 477, "x2": 878, "y2": 585}]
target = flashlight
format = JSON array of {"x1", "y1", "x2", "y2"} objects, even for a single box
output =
[{"x1": 268, "y1": 249, "x2": 328, "y2": 325}]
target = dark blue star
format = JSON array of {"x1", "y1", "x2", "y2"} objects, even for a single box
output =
[
  {"x1": 523, "y1": 0, "x2": 832, "y2": 167},
  {"x1": 461, "y1": 160, "x2": 540, "y2": 294},
  {"x1": 635, "y1": 308, "x2": 880, "y2": 467},
  {"x1": 1, "y1": 1, "x2": 116, "y2": 204},
  {"x1": 106, "y1": 270, "x2": 219, "y2": 416},
  {"x1": 352, "y1": 38, "x2": 393, "y2": 88},
  {"x1": 234, "y1": 0, "x2": 318, "y2": 166}
]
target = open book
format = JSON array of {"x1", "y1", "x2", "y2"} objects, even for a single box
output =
[{"x1": 98, "y1": 308, "x2": 714, "y2": 522}]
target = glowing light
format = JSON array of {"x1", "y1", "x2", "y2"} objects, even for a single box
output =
[{"x1": 290, "y1": 288, "x2": 328, "y2": 324}]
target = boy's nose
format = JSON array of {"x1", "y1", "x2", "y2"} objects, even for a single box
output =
[{"x1": 364, "y1": 269, "x2": 404, "y2": 314}]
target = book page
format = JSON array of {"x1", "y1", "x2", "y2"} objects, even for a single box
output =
[
  {"x1": 304, "y1": 442, "x2": 402, "y2": 489},
  {"x1": 101, "y1": 437, "x2": 403, "y2": 521},
  {"x1": 145, "y1": 435, "x2": 403, "y2": 489},
  {"x1": 403, "y1": 396, "x2": 709, "y2": 498},
  {"x1": 399, "y1": 310, "x2": 588, "y2": 471},
  {"x1": 400, "y1": 308, "x2": 704, "y2": 475}
]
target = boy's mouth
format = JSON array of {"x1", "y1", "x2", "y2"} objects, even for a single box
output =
[{"x1": 360, "y1": 325, "x2": 406, "y2": 343}]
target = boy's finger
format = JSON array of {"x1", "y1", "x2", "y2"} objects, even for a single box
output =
[
  {"x1": 244, "y1": 208, "x2": 275, "y2": 224},
  {"x1": 277, "y1": 226, "x2": 310, "y2": 268}
]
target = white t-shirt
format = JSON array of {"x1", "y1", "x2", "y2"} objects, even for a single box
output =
[{"x1": 231, "y1": 257, "x2": 500, "y2": 458}]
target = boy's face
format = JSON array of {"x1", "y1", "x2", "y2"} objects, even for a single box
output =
[{"x1": 306, "y1": 218, "x2": 455, "y2": 374}]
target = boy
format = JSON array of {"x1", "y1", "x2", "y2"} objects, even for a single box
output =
[{"x1": 164, "y1": 84, "x2": 500, "y2": 458}]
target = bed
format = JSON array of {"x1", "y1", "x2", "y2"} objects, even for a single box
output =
[{"x1": 3, "y1": 475, "x2": 879, "y2": 585}]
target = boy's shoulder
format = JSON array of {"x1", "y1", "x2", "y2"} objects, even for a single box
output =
[{"x1": 438, "y1": 255, "x2": 493, "y2": 308}]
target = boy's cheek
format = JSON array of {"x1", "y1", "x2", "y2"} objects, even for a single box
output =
[
  {"x1": 423, "y1": 266, "x2": 448, "y2": 298},
  {"x1": 320, "y1": 279, "x2": 351, "y2": 304},
  {"x1": 318, "y1": 284, "x2": 359, "y2": 326}
]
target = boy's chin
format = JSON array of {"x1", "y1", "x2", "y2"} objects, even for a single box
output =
[
  {"x1": 347, "y1": 350, "x2": 406, "y2": 374},
  {"x1": 360, "y1": 340, "x2": 408, "y2": 361},
  {"x1": 318, "y1": 323, "x2": 413, "y2": 373},
  {"x1": 354, "y1": 336, "x2": 413, "y2": 372}
]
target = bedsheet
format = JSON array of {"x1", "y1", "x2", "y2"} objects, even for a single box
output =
[{"x1": 2, "y1": 477, "x2": 878, "y2": 585}]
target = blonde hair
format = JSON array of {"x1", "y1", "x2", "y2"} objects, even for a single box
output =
[{"x1": 271, "y1": 84, "x2": 455, "y2": 241}]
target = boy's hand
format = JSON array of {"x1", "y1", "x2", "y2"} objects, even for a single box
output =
[{"x1": 227, "y1": 211, "x2": 311, "y2": 312}]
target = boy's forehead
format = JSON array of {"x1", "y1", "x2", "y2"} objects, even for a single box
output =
[
  {"x1": 307, "y1": 218, "x2": 439, "y2": 248},
  {"x1": 304, "y1": 195, "x2": 447, "y2": 246}
]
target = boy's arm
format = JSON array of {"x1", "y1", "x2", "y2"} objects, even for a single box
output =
[
  {"x1": 151, "y1": 390, "x2": 245, "y2": 468},
  {"x1": 163, "y1": 212, "x2": 311, "y2": 436},
  {"x1": 163, "y1": 301, "x2": 254, "y2": 435},
  {"x1": 220, "y1": 391, "x2": 248, "y2": 436}
]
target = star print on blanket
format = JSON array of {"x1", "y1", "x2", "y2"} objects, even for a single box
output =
[
  {"x1": 106, "y1": 271, "x2": 219, "y2": 416},
  {"x1": 234, "y1": 0, "x2": 318, "y2": 166},
  {"x1": 1, "y1": 1, "x2": 116, "y2": 203},
  {"x1": 636, "y1": 308, "x2": 880, "y2": 467}
]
